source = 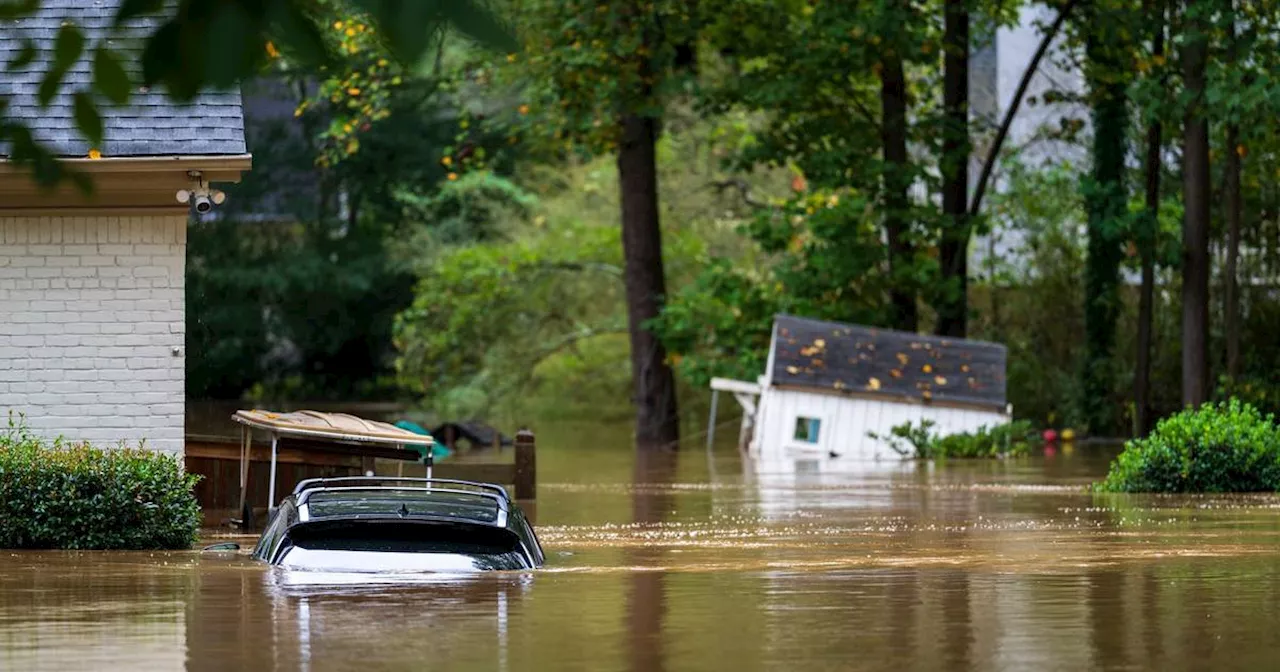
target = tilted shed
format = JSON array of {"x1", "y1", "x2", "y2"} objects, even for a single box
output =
[{"x1": 710, "y1": 315, "x2": 1011, "y2": 462}]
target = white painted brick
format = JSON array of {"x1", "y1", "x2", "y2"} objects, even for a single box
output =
[
  {"x1": 0, "y1": 215, "x2": 187, "y2": 455},
  {"x1": 44, "y1": 335, "x2": 79, "y2": 347}
]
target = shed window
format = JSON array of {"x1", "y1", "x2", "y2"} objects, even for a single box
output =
[{"x1": 793, "y1": 417, "x2": 821, "y2": 443}]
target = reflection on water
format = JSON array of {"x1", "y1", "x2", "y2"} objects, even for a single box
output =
[{"x1": 7, "y1": 434, "x2": 1280, "y2": 670}]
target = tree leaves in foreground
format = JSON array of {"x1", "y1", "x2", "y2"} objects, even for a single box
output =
[{"x1": 0, "y1": 0, "x2": 514, "y2": 188}]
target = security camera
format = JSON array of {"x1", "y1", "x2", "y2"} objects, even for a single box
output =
[{"x1": 177, "y1": 171, "x2": 226, "y2": 214}]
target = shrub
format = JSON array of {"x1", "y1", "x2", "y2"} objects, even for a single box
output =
[
  {"x1": 868, "y1": 419, "x2": 1036, "y2": 459},
  {"x1": 1096, "y1": 400, "x2": 1280, "y2": 493},
  {"x1": 0, "y1": 418, "x2": 202, "y2": 550}
]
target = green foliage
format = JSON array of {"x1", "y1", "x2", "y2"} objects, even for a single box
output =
[
  {"x1": 0, "y1": 416, "x2": 201, "y2": 550},
  {"x1": 491, "y1": 0, "x2": 699, "y2": 155},
  {"x1": 868, "y1": 419, "x2": 1036, "y2": 460},
  {"x1": 649, "y1": 258, "x2": 782, "y2": 386},
  {"x1": 0, "y1": 0, "x2": 514, "y2": 188},
  {"x1": 1097, "y1": 400, "x2": 1280, "y2": 493},
  {"x1": 392, "y1": 170, "x2": 538, "y2": 250},
  {"x1": 188, "y1": 214, "x2": 416, "y2": 401},
  {"x1": 392, "y1": 118, "x2": 760, "y2": 417},
  {"x1": 392, "y1": 185, "x2": 627, "y2": 416}
]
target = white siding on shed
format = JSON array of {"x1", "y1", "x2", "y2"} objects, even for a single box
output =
[
  {"x1": 0, "y1": 215, "x2": 186, "y2": 454},
  {"x1": 753, "y1": 387, "x2": 1008, "y2": 463}
]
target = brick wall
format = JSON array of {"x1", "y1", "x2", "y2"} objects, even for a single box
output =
[{"x1": 0, "y1": 215, "x2": 186, "y2": 454}]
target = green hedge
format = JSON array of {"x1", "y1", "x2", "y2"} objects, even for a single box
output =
[
  {"x1": 1097, "y1": 400, "x2": 1280, "y2": 493},
  {"x1": 0, "y1": 419, "x2": 201, "y2": 549}
]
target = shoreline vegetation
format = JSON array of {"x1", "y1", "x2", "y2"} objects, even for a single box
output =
[
  {"x1": 0, "y1": 416, "x2": 201, "y2": 551},
  {"x1": 868, "y1": 419, "x2": 1037, "y2": 460}
]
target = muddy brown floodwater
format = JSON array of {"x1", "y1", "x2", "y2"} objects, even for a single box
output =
[{"x1": 5, "y1": 422, "x2": 1280, "y2": 671}]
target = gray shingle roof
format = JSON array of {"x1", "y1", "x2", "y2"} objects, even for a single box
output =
[
  {"x1": 0, "y1": 0, "x2": 246, "y2": 157},
  {"x1": 768, "y1": 315, "x2": 1009, "y2": 411}
]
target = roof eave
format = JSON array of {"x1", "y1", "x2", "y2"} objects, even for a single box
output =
[{"x1": 0, "y1": 153, "x2": 252, "y2": 176}]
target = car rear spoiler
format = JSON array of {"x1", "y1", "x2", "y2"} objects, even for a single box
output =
[{"x1": 293, "y1": 476, "x2": 512, "y2": 503}]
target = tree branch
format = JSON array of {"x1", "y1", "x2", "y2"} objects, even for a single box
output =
[
  {"x1": 969, "y1": 0, "x2": 1082, "y2": 218},
  {"x1": 534, "y1": 261, "x2": 625, "y2": 277},
  {"x1": 708, "y1": 178, "x2": 768, "y2": 209}
]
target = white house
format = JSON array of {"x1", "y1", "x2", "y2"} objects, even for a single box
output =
[
  {"x1": 0, "y1": 1, "x2": 250, "y2": 454},
  {"x1": 711, "y1": 315, "x2": 1011, "y2": 468}
]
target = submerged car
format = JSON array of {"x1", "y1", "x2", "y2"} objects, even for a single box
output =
[{"x1": 251, "y1": 477, "x2": 545, "y2": 572}]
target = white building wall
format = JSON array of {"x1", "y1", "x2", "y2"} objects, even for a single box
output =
[
  {"x1": 0, "y1": 215, "x2": 186, "y2": 454},
  {"x1": 753, "y1": 388, "x2": 1009, "y2": 467},
  {"x1": 970, "y1": 3, "x2": 1089, "y2": 275}
]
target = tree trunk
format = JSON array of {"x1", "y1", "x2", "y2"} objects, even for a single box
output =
[
  {"x1": 880, "y1": 46, "x2": 918, "y2": 333},
  {"x1": 1134, "y1": 0, "x2": 1164, "y2": 437},
  {"x1": 937, "y1": 0, "x2": 970, "y2": 338},
  {"x1": 618, "y1": 113, "x2": 681, "y2": 449},
  {"x1": 1224, "y1": 128, "x2": 1242, "y2": 380},
  {"x1": 1081, "y1": 20, "x2": 1130, "y2": 436},
  {"x1": 1181, "y1": 4, "x2": 1211, "y2": 407},
  {"x1": 1224, "y1": 7, "x2": 1242, "y2": 381}
]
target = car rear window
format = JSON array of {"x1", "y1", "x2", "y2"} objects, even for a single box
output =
[{"x1": 306, "y1": 489, "x2": 500, "y2": 524}]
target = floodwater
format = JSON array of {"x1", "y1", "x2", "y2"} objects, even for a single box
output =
[{"x1": 6, "y1": 424, "x2": 1280, "y2": 671}]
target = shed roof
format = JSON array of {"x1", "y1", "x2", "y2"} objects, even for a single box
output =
[
  {"x1": 767, "y1": 314, "x2": 1008, "y2": 411},
  {"x1": 0, "y1": 0, "x2": 246, "y2": 158}
]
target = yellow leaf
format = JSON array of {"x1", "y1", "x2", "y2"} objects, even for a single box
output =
[
  {"x1": 866, "y1": 377, "x2": 881, "y2": 391},
  {"x1": 87, "y1": 148, "x2": 101, "y2": 160}
]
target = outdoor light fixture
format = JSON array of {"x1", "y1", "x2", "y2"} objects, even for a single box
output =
[{"x1": 177, "y1": 171, "x2": 226, "y2": 213}]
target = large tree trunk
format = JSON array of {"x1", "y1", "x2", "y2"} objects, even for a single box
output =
[
  {"x1": 1081, "y1": 25, "x2": 1129, "y2": 436},
  {"x1": 1134, "y1": 0, "x2": 1164, "y2": 437},
  {"x1": 618, "y1": 113, "x2": 681, "y2": 450},
  {"x1": 937, "y1": 0, "x2": 970, "y2": 338},
  {"x1": 1181, "y1": 4, "x2": 1211, "y2": 407},
  {"x1": 880, "y1": 46, "x2": 918, "y2": 332},
  {"x1": 1224, "y1": 6, "x2": 1243, "y2": 380},
  {"x1": 1224, "y1": 127, "x2": 1242, "y2": 379}
]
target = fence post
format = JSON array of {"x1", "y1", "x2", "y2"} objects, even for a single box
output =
[{"x1": 514, "y1": 429, "x2": 536, "y2": 500}]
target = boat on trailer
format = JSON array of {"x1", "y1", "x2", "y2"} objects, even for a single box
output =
[{"x1": 251, "y1": 476, "x2": 545, "y2": 572}]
